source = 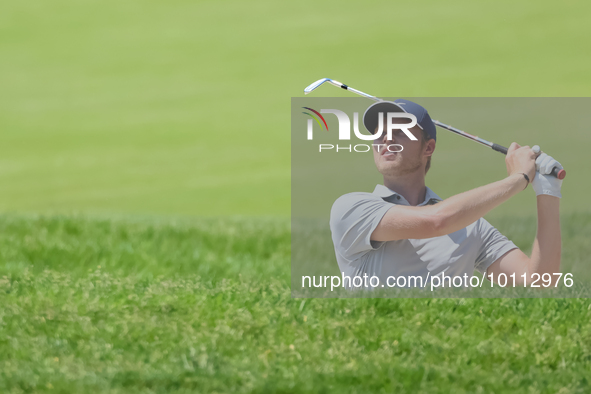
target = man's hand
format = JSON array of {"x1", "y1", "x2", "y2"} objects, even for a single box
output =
[
  {"x1": 487, "y1": 145, "x2": 562, "y2": 286},
  {"x1": 531, "y1": 148, "x2": 563, "y2": 198},
  {"x1": 505, "y1": 142, "x2": 536, "y2": 183}
]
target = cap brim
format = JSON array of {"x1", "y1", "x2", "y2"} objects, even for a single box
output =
[{"x1": 362, "y1": 101, "x2": 423, "y2": 134}]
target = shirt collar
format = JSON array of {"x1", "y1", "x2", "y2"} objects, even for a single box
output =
[{"x1": 372, "y1": 184, "x2": 442, "y2": 206}]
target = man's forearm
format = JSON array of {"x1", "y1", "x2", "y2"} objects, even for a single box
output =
[
  {"x1": 528, "y1": 195, "x2": 561, "y2": 282},
  {"x1": 430, "y1": 174, "x2": 527, "y2": 236}
]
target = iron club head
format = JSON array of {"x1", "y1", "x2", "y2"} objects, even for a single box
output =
[{"x1": 304, "y1": 78, "x2": 334, "y2": 94}]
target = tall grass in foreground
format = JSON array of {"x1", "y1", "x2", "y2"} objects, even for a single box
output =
[{"x1": 1, "y1": 214, "x2": 590, "y2": 393}]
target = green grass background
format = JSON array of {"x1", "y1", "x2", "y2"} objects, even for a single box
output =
[
  {"x1": 2, "y1": 0, "x2": 591, "y2": 216},
  {"x1": 2, "y1": 0, "x2": 591, "y2": 392}
]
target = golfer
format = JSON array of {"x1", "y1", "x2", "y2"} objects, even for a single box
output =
[{"x1": 329, "y1": 99, "x2": 564, "y2": 289}]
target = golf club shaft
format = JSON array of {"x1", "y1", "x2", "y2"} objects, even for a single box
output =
[
  {"x1": 431, "y1": 120, "x2": 564, "y2": 179},
  {"x1": 303, "y1": 78, "x2": 566, "y2": 179},
  {"x1": 324, "y1": 79, "x2": 381, "y2": 101}
]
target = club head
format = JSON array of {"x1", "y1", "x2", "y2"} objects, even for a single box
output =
[{"x1": 304, "y1": 78, "x2": 333, "y2": 94}]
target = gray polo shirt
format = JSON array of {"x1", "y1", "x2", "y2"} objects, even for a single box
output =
[{"x1": 329, "y1": 184, "x2": 518, "y2": 288}]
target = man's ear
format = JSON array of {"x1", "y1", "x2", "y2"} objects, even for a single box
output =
[{"x1": 425, "y1": 139, "x2": 436, "y2": 156}]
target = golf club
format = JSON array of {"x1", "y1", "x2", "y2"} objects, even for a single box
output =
[{"x1": 304, "y1": 78, "x2": 566, "y2": 180}]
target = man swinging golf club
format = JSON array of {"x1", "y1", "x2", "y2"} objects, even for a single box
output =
[{"x1": 329, "y1": 99, "x2": 564, "y2": 289}]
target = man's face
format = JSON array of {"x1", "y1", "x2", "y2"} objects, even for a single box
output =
[{"x1": 372, "y1": 118, "x2": 435, "y2": 177}]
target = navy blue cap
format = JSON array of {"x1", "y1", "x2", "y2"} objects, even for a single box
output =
[{"x1": 363, "y1": 99, "x2": 436, "y2": 141}]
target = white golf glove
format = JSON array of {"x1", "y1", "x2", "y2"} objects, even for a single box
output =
[{"x1": 531, "y1": 147, "x2": 563, "y2": 198}]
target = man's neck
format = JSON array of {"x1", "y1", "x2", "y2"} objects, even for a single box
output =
[{"x1": 383, "y1": 171, "x2": 427, "y2": 206}]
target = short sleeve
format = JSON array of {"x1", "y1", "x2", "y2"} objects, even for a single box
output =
[
  {"x1": 329, "y1": 193, "x2": 393, "y2": 263},
  {"x1": 474, "y1": 218, "x2": 519, "y2": 273}
]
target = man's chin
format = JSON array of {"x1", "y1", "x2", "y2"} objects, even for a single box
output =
[
  {"x1": 376, "y1": 162, "x2": 423, "y2": 177},
  {"x1": 376, "y1": 163, "x2": 403, "y2": 176}
]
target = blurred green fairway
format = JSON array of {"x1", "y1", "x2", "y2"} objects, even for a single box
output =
[
  {"x1": 2, "y1": 0, "x2": 591, "y2": 392},
  {"x1": 1, "y1": 0, "x2": 591, "y2": 216}
]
